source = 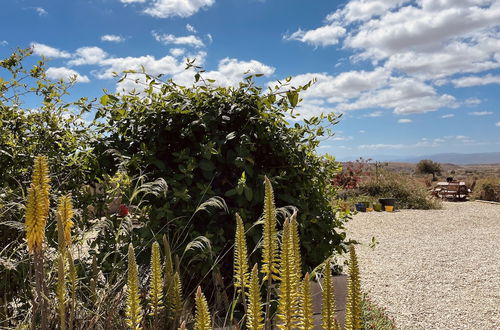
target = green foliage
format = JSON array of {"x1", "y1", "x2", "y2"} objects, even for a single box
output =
[
  {"x1": 359, "y1": 170, "x2": 442, "y2": 210},
  {"x1": 93, "y1": 67, "x2": 348, "y2": 275},
  {"x1": 471, "y1": 177, "x2": 500, "y2": 202},
  {"x1": 416, "y1": 160, "x2": 441, "y2": 180},
  {"x1": 0, "y1": 49, "x2": 98, "y2": 299},
  {"x1": 360, "y1": 294, "x2": 397, "y2": 330}
]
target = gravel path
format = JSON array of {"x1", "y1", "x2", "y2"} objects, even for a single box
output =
[{"x1": 346, "y1": 201, "x2": 500, "y2": 330}]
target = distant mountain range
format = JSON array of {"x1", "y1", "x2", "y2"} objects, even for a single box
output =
[{"x1": 340, "y1": 152, "x2": 500, "y2": 165}]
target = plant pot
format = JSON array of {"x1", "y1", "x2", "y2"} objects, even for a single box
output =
[
  {"x1": 379, "y1": 198, "x2": 396, "y2": 207},
  {"x1": 385, "y1": 205, "x2": 394, "y2": 212},
  {"x1": 355, "y1": 203, "x2": 366, "y2": 212},
  {"x1": 373, "y1": 203, "x2": 382, "y2": 212},
  {"x1": 366, "y1": 207, "x2": 373, "y2": 212}
]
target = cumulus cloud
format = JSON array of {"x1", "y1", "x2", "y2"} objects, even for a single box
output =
[
  {"x1": 337, "y1": 77, "x2": 456, "y2": 115},
  {"x1": 358, "y1": 143, "x2": 406, "y2": 150},
  {"x1": 453, "y1": 74, "x2": 500, "y2": 87},
  {"x1": 46, "y1": 67, "x2": 90, "y2": 83},
  {"x1": 186, "y1": 24, "x2": 197, "y2": 33},
  {"x1": 284, "y1": 24, "x2": 346, "y2": 46},
  {"x1": 0, "y1": 40, "x2": 7, "y2": 46},
  {"x1": 31, "y1": 43, "x2": 71, "y2": 58},
  {"x1": 101, "y1": 34, "x2": 125, "y2": 43},
  {"x1": 441, "y1": 114, "x2": 455, "y2": 118},
  {"x1": 287, "y1": 1, "x2": 500, "y2": 83},
  {"x1": 398, "y1": 118, "x2": 412, "y2": 123},
  {"x1": 175, "y1": 57, "x2": 275, "y2": 87},
  {"x1": 496, "y1": 122, "x2": 500, "y2": 127},
  {"x1": 144, "y1": 0, "x2": 215, "y2": 18},
  {"x1": 152, "y1": 31, "x2": 205, "y2": 48},
  {"x1": 169, "y1": 48, "x2": 186, "y2": 57},
  {"x1": 68, "y1": 47, "x2": 109, "y2": 66}
]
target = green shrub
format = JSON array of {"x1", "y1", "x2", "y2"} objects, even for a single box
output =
[
  {"x1": 471, "y1": 177, "x2": 500, "y2": 202},
  {"x1": 359, "y1": 171, "x2": 441, "y2": 210},
  {"x1": 361, "y1": 294, "x2": 397, "y2": 330},
  {"x1": 93, "y1": 69, "x2": 349, "y2": 273}
]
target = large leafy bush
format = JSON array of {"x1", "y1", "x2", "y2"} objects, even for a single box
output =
[{"x1": 94, "y1": 69, "x2": 349, "y2": 270}]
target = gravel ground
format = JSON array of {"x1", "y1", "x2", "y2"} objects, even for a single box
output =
[{"x1": 346, "y1": 201, "x2": 500, "y2": 330}]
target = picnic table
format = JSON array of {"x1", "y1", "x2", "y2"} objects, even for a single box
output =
[{"x1": 433, "y1": 181, "x2": 470, "y2": 200}]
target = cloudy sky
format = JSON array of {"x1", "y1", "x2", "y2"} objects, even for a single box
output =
[{"x1": 1, "y1": 0, "x2": 499, "y2": 160}]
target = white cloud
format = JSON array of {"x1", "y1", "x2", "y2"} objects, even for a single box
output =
[
  {"x1": 441, "y1": 114, "x2": 455, "y2": 118},
  {"x1": 46, "y1": 67, "x2": 90, "y2": 83},
  {"x1": 169, "y1": 48, "x2": 186, "y2": 57},
  {"x1": 289, "y1": 1, "x2": 500, "y2": 83},
  {"x1": 186, "y1": 24, "x2": 197, "y2": 33},
  {"x1": 68, "y1": 47, "x2": 109, "y2": 65},
  {"x1": 152, "y1": 31, "x2": 205, "y2": 48},
  {"x1": 120, "y1": 0, "x2": 146, "y2": 3},
  {"x1": 469, "y1": 111, "x2": 493, "y2": 116},
  {"x1": 398, "y1": 118, "x2": 412, "y2": 123},
  {"x1": 101, "y1": 34, "x2": 125, "y2": 43},
  {"x1": 465, "y1": 97, "x2": 482, "y2": 105},
  {"x1": 452, "y1": 74, "x2": 500, "y2": 87},
  {"x1": 0, "y1": 40, "x2": 7, "y2": 46},
  {"x1": 31, "y1": 43, "x2": 71, "y2": 58},
  {"x1": 364, "y1": 111, "x2": 383, "y2": 117},
  {"x1": 144, "y1": 0, "x2": 215, "y2": 18},
  {"x1": 185, "y1": 57, "x2": 275, "y2": 87},
  {"x1": 284, "y1": 24, "x2": 346, "y2": 47},
  {"x1": 496, "y1": 122, "x2": 500, "y2": 127},
  {"x1": 359, "y1": 130, "x2": 366, "y2": 133},
  {"x1": 337, "y1": 77, "x2": 456, "y2": 114},
  {"x1": 34, "y1": 7, "x2": 48, "y2": 16}
]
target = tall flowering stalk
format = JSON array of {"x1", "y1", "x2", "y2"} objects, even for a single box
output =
[
  {"x1": 321, "y1": 260, "x2": 340, "y2": 330},
  {"x1": 55, "y1": 194, "x2": 74, "y2": 330},
  {"x1": 194, "y1": 286, "x2": 211, "y2": 330},
  {"x1": 126, "y1": 244, "x2": 143, "y2": 330},
  {"x1": 246, "y1": 264, "x2": 264, "y2": 330},
  {"x1": 234, "y1": 213, "x2": 249, "y2": 311},
  {"x1": 298, "y1": 273, "x2": 314, "y2": 330},
  {"x1": 25, "y1": 155, "x2": 50, "y2": 329},
  {"x1": 277, "y1": 219, "x2": 300, "y2": 329},
  {"x1": 261, "y1": 176, "x2": 279, "y2": 327},
  {"x1": 345, "y1": 245, "x2": 362, "y2": 330},
  {"x1": 148, "y1": 242, "x2": 164, "y2": 325}
]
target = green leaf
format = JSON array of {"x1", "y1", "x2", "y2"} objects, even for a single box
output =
[
  {"x1": 100, "y1": 95, "x2": 109, "y2": 106},
  {"x1": 244, "y1": 186, "x2": 253, "y2": 202},
  {"x1": 199, "y1": 159, "x2": 215, "y2": 172}
]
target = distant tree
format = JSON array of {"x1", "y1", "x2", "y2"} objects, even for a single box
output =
[{"x1": 416, "y1": 160, "x2": 441, "y2": 181}]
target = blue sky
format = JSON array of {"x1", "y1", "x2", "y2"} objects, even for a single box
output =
[{"x1": 1, "y1": 0, "x2": 499, "y2": 160}]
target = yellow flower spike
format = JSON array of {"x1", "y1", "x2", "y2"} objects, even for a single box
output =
[
  {"x1": 290, "y1": 212, "x2": 302, "y2": 283},
  {"x1": 260, "y1": 176, "x2": 279, "y2": 281},
  {"x1": 56, "y1": 194, "x2": 74, "y2": 249},
  {"x1": 172, "y1": 271, "x2": 184, "y2": 322},
  {"x1": 321, "y1": 259, "x2": 340, "y2": 330},
  {"x1": 162, "y1": 234, "x2": 176, "y2": 319},
  {"x1": 194, "y1": 286, "x2": 212, "y2": 330},
  {"x1": 234, "y1": 213, "x2": 250, "y2": 295},
  {"x1": 148, "y1": 241, "x2": 164, "y2": 317},
  {"x1": 246, "y1": 264, "x2": 264, "y2": 330},
  {"x1": 298, "y1": 273, "x2": 314, "y2": 330},
  {"x1": 277, "y1": 218, "x2": 300, "y2": 329},
  {"x1": 25, "y1": 155, "x2": 50, "y2": 253},
  {"x1": 345, "y1": 245, "x2": 362, "y2": 330},
  {"x1": 126, "y1": 244, "x2": 143, "y2": 330},
  {"x1": 66, "y1": 249, "x2": 77, "y2": 328}
]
